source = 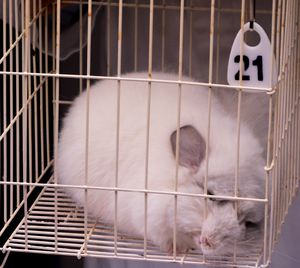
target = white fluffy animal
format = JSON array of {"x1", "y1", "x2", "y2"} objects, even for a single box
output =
[{"x1": 56, "y1": 72, "x2": 266, "y2": 255}]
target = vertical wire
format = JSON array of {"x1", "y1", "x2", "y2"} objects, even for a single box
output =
[
  {"x1": 266, "y1": 0, "x2": 277, "y2": 260},
  {"x1": 277, "y1": 0, "x2": 286, "y2": 236},
  {"x1": 288, "y1": 1, "x2": 295, "y2": 203},
  {"x1": 293, "y1": 0, "x2": 297, "y2": 196},
  {"x1": 188, "y1": 0, "x2": 193, "y2": 77},
  {"x1": 45, "y1": 2, "x2": 50, "y2": 166},
  {"x1": 283, "y1": 0, "x2": 291, "y2": 217},
  {"x1": 79, "y1": 0, "x2": 83, "y2": 91},
  {"x1": 276, "y1": 0, "x2": 282, "y2": 75},
  {"x1": 278, "y1": 0, "x2": 285, "y2": 228},
  {"x1": 2, "y1": 0, "x2": 7, "y2": 223},
  {"x1": 286, "y1": 1, "x2": 294, "y2": 205},
  {"x1": 273, "y1": 0, "x2": 282, "y2": 238},
  {"x1": 279, "y1": 0, "x2": 287, "y2": 226},
  {"x1": 117, "y1": 0, "x2": 122, "y2": 77},
  {"x1": 14, "y1": 0, "x2": 20, "y2": 207},
  {"x1": 52, "y1": 1, "x2": 55, "y2": 164},
  {"x1": 204, "y1": 0, "x2": 215, "y2": 206},
  {"x1": 290, "y1": 41, "x2": 296, "y2": 201},
  {"x1": 32, "y1": 0, "x2": 39, "y2": 184},
  {"x1": 208, "y1": 0, "x2": 215, "y2": 85},
  {"x1": 38, "y1": 0, "x2": 44, "y2": 173},
  {"x1": 295, "y1": 2, "x2": 300, "y2": 193},
  {"x1": 23, "y1": 0, "x2": 30, "y2": 250},
  {"x1": 279, "y1": 0, "x2": 286, "y2": 81},
  {"x1": 172, "y1": 0, "x2": 185, "y2": 258},
  {"x1": 292, "y1": 0, "x2": 298, "y2": 196},
  {"x1": 285, "y1": 0, "x2": 292, "y2": 213},
  {"x1": 143, "y1": 0, "x2": 154, "y2": 257},
  {"x1": 106, "y1": 0, "x2": 111, "y2": 76},
  {"x1": 54, "y1": 0, "x2": 61, "y2": 252},
  {"x1": 291, "y1": 0, "x2": 298, "y2": 199},
  {"x1": 83, "y1": 0, "x2": 93, "y2": 256},
  {"x1": 28, "y1": 2, "x2": 33, "y2": 189},
  {"x1": 0, "y1": 11, "x2": 1, "y2": 227},
  {"x1": 9, "y1": 0, "x2": 14, "y2": 217},
  {"x1": 297, "y1": 18, "x2": 300, "y2": 191},
  {"x1": 291, "y1": 49, "x2": 297, "y2": 199},
  {"x1": 114, "y1": 0, "x2": 123, "y2": 256},
  {"x1": 289, "y1": 85, "x2": 294, "y2": 205},
  {"x1": 272, "y1": 0, "x2": 279, "y2": 239},
  {"x1": 237, "y1": 0, "x2": 246, "y2": 195},
  {"x1": 290, "y1": 0, "x2": 297, "y2": 199},
  {"x1": 295, "y1": 10, "x2": 300, "y2": 189},
  {"x1": 202, "y1": 5, "x2": 215, "y2": 262},
  {"x1": 294, "y1": 1, "x2": 299, "y2": 195},
  {"x1": 215, "y1": 0, "x2": 221, "y2": 83},
  {"x1": 161, "y1": 0, "x2": 165, "y2": 72},
  {"x1": 234, "y1": 0, "x2": 246, "y2": 262},
  {"x1": 134, "y1": 0, "x2": 138, "y2": 72},
  {"x1": 20, "y1": 0, "x2": 24, "y2": 219},
  {"x1": 286, "y1": 0, "x2": 293, "y2": 208},
  {"x1": 178, "y1": 0, "x2": 185, "y2": 81}
]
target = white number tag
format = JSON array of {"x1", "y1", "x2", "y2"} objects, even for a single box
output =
[{"x1": 227, "y1": 22, "x2": 277, "y2": 89}]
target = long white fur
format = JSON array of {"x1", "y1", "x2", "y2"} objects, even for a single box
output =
[{"x1": 56, "y1": 72, "x2": 266, "y2": 254}]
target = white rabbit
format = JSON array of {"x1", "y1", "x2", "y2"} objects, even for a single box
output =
[{"x1": 56, "y1": 72, "x2": 266, "y2": 255}]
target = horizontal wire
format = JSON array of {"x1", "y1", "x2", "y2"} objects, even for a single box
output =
[
  {"x1": 60, "y1": 0, "x2": 272, "y2": 15},
  {"x1": 0, "y1": 71, "x2": 273, "y2": 92},
  {"x1": 0, "y1": 181, "x2": 268, "y2": 204}
]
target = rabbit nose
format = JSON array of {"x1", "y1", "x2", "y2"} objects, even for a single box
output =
[{"x1": 200, "y1": 236, "x2": 213, "y2": 248}]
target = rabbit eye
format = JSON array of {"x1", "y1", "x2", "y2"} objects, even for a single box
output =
[
  {"x1": 245, "y1": 220, "x2": 259, "y2": 229},
  {"x1": 207, "y1": 190, "x2": 216, "y2": 201},
  {"x1": 206, "y1": 190, "x2": 229, "y2": 205},
  {"x1": 239, "y1": 216, "x2": 260, "y2": 229}
]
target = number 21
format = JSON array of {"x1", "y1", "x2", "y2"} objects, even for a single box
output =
[{"x1": 234, "y1": 55, "x2": 263, "y2": 81}]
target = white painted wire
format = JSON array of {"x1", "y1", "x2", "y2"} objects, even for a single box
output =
[
  {"x1": 2, "y1": 0, "x2": 7, "y2": 223},
  {"x1": 273, "y1": 0, "x2": 283, "y2": 237},
  {"x1": 233, "y1": 0, "x2": 246, "y2": 261},
  {"x1": 161, "y1": 0, "x2": 165, "y2": 72},
  {"x1": 188, "y1": 0, "x2": 193, "y2": 77},
  {"x1": 38, "y1": 0, "x2": 45, "y2": 173},
  {"x1": 171, "y1": 0, "x2": 185, "y2": 258},
  {"x1": 9, "y1": 0, "x2": 14, "y2": 218},
  {"x1": 82, "y1": 0, "x2": 93, "y2": 257},
  {"x1": 32, "y1": 0, "x2": 39, "y2": 182},
  {"x1": 23, "y1": 0, "x2": 30, "y2": 251},
  {"x1": 114, "y1": 0, "x2": 123, "y2": 256},
  {"x1": 80, "y1": 0, "x2": 84, "y2": 91},
  {"x1": 54, "y1": 0, "x2": 62, "y2": 252},
  {"x1": 0, "y1": 70, "x2": 277, "y2": 94},
  {"x1": 106, "y1": 0, "x2": 111, "y2": 76},
  {"x1": 14, "y1": 0, "x2": 20, "y2": 207},
  {"x1": 266, "y1": 0, "x2": 278, "y2": 262},
  {"x1": 215, "y1": 0, "x2": 221, "y2": 83},
  {"x1": 143, "y1": 0, "x2": 154, "y2": 257},
  {"x1": 134, "y1": 0, "x2": 138, "y2": 72}
]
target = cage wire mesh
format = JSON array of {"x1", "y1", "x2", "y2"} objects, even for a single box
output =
[{"x1": 0, "y1": 0, "x2": 299, "y2": 267}]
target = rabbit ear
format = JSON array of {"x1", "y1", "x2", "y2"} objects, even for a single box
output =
[{"x1": 170, "y1": 125, "x2": 206, "y2": 172}]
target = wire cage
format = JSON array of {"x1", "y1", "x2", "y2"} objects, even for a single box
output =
[{"x1": 0, "y1": 0, "x2": 299, "y2": 267}]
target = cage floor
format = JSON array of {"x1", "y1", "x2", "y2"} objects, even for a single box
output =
[{"x1": 4, "y1": 182, "x2": 263, "y2": 267}]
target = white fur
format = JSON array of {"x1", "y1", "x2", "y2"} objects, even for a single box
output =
[{"x1": 56, "y1": 72, "x2": 266, "y2": 255}]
